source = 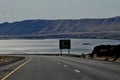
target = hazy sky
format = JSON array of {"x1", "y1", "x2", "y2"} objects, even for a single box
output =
[{"x1": 0, "y1": 0, "x2": 120, "y2": 23}]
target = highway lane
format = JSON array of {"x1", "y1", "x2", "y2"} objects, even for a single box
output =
[
  {"x1": 53, "y1": 56, "x2": 120, "y2": 80},
  {"x1": 5, "y1": 55, "x2": 120, "y2": 80}
]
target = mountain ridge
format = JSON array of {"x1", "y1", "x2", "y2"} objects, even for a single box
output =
[{"x1": 0, "y1": 16, "x2": 120, "y2": 39}]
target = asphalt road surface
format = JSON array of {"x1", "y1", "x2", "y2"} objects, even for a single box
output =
[{"x1": 4, "y1": 55, "x2": 120, "y2": 80}]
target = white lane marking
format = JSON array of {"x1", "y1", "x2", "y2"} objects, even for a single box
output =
[
  {"x1": 64, "y1": 65, "x2": 68, "y2": 67},
  {"x1": 58, "y1": 62, "x2": 61, "y2": 64},
  {"x1": 74, "y1": 69, "x2": 80, "y2": 73}
]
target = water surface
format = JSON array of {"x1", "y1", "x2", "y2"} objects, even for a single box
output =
[{"x1": 0, "y1": 39, "x2": 119, "y2": 55}]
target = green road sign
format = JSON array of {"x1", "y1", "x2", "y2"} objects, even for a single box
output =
[{"x1": 59, "y1": 40, "x2": 71, "y2": 49}]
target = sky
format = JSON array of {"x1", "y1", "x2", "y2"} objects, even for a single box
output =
[{"x1": 0, "y1": 0, "x2": 120, "y2": 23}]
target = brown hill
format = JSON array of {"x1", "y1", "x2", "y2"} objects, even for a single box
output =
[{"x1": 0, "y1": 16, "x2": 120, "y2": 39}]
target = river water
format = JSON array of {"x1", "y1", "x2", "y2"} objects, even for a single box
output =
[{"x1": 0, "y1": 39, "x2": 119, "y2": 55}]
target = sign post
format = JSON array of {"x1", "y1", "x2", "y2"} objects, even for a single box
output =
[{"x1": 59, "y1": 39, "x2": 71, "y2": 56}]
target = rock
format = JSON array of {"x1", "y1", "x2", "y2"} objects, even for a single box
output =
[{"x1": 89, "y1": 45, "x2": 120, "y2": 62}]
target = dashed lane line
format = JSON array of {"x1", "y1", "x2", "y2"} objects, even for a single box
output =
[
  {"x1": 64, "y1": 65, "x2": 68, "y2": 67},
  {"x1": 74, "y1": 69, "x2": 81, "y2": 73},
  {"x1": 58, "y1": 62, "x2": 61, "y2": 64}
]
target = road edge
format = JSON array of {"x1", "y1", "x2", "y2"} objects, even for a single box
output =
[{"x1": 1, "y1": 56, "x2": 31, "y2": 80}]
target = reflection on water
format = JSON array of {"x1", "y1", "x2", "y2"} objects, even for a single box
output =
[{"x1": 0, "y1": 39, "x2": 119, "y2": 55}]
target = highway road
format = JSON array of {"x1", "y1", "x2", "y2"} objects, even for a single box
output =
[{"x1": 2, "y1": 55, "x2": 120, "y2": 80}]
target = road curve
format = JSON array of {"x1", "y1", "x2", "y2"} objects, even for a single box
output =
[{"x1": 4, "y1": 55, "x2": 120, "y2": 80}]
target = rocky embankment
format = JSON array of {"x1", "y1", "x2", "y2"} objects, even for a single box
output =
[{"x1": 80, "y1": 45, "x2": 120, "y2": 62}]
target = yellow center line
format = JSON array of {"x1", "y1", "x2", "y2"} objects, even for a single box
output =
[{"x1": 1, "y1": 56, "x2": 31, "y2": 80}]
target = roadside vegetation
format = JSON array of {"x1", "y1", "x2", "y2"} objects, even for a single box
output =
[{"x1": 0, "y1": 56, "x2": 25, "y2": 67}]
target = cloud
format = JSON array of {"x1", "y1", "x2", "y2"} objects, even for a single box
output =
[
  {"x1": 0, "y1": 14, "x2": 5, "y2": 18},
  {"x1": 0, "y1": 14, "x2": 11, "y2": 18}
]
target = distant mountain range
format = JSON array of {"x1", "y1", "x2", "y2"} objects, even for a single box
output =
[{"x1": 0, "y1": 16, "x2": 120, "y2": 39}]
